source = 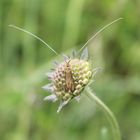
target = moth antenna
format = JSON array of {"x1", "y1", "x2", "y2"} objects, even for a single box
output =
[
  {"x1": 79, "y1": 18, "x2": 123, "y2": 52},
  {"x1": 9, "y1": 24, "x2": 58, "y2": 55}
]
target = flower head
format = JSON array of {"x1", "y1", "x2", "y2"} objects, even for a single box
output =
[{"x1": 43, "y1": 48, "x2": 93, "y2": 113}]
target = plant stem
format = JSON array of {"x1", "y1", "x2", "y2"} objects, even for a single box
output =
[{"x1": 86, "y1": 87, "x2": 121, "y2": 140}]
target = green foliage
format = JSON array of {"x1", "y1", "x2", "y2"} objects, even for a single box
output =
[{"x1": 0, "y1": 0, "x2": 140, "y2": 140}]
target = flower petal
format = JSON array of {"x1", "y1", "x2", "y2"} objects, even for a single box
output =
[
  {"x1": 42, "y1": 83, "x2": 54, "y2": 92},
  {"x1": 44, "y1": 94, "x2": 58, "y2": 102},
  {"x1": 80, "y1": 47, "x2": 88, "y2": 60},
  {"x1": 46, "y1": 72, "x2": 54, "y2": 79},
  {"x1": 57, "y1": 99, "x2": 70, "y2": 113},
  {"x1": 74, "y1": 95, "x2": 81, "y2": 102},
  {"x1": 53, "y1": 61, "x2": 59, "y2": 66},
  {"x1": 72, "y1": 50, "x2": 77, "y2": 58},
  {"x1": 63, "y1": 54, "x2": 70, "y2": 61},
  {"x1": 92, "y1": 67, "x2": 102, "y2": 78}
]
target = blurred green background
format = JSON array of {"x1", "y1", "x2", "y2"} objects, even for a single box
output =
[{"x1": 0, "y1": 0, "x2": 140, "y2": 140}]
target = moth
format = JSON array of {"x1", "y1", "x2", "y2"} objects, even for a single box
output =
[
  {"x1": 9, "y1": 18, "x2": 122, "y2": 85},
  {"x1": 9, "y1": 18, "x2": 122, "y2": 112},
  {"x1": 65, "y1": 59, "x2": 75, "y2": 93}
]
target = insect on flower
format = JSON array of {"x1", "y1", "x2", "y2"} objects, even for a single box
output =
[
  {"x1": 9, "y1": 18, "x2": 122, "y2": 113},
  {"x1": 65, "y1": 59, "x2": 75, "y2": 93}
]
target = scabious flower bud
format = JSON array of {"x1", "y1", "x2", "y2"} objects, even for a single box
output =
[{"x1": 43, "y1": 48, "x2": 93, "y2": 113}]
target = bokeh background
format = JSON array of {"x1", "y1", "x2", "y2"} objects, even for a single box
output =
[{"x1": 0, "y1": 0, "x2": 140, "y2": 140}]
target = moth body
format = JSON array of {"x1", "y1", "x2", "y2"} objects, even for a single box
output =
[{"x1": 65, "y1": 60, "x2": 75, "y2": 93}]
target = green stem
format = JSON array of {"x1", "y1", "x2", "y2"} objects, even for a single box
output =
[{"x1": 86, "y1": 87, "x2": 121, "y2": 140}]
